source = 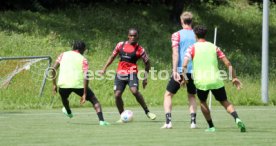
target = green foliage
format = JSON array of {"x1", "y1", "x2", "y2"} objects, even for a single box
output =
[{"x1": 0, "y1": 2, "x2": 275, "y2": 109}]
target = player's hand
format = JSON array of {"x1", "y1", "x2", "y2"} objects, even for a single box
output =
[
  {"x1": 99, "y1": 69, "x2": 106, "y2": 76},
  {"x1": 80, "y1": 94, "x2": 86, "y2": 104},
  {"x1": 142, "y1": 78, "x2": 147, "y2": 89},
  {"x1": 180, "y1": 79, "x2": 188, "y2": 87},
  {"x1": 232, "y1": 78, "x2": 242, "y2": 90},
  {"x1": 53, "y1": 85, "x2": 57, "y2": 95},
  {"x1": 180, "y1": 72, "x2": 189, "y2": 87},
  {"x1": 173, "y1": 71, "x2": 181, "y2": 84}
]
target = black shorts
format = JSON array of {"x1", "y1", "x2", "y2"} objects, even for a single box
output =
[
  {"x1": 58, "y1": 87, "x2": 98, "y2": 104},
  {"x1": 166, "y1": 73, "x2": 196, "y2": 94},
  {"x1": 114, "y1": 73, "x2": 139, "y2": 92},
  {"x1": 197, "y1": 87, "x2": 227, "y2": 102}
]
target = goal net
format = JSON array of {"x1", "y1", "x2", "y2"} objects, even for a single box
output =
[{"x1": 0, "y1": 56, "x2": 52, "y2": 98}]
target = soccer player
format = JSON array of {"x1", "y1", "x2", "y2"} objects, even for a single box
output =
[
  {"x1": 161, "y1": 11, "x2": 197, "y2": 129},
  {"x1": 100, "y1": 28, "x2": 156, "y2": 122},
  {"x1": 182, "y1": 25, "x2": 246, "y2": 132},
  {"x1": 52, "y1": 40, "x2": 110, "y2": 126}
]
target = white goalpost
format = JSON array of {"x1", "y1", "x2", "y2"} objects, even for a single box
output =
[
  {"x1": 0, "y1": 56, "x2": 52, "y2": 97},
  {"x1": 261, "y1": 0, "x2": 269, "y2": 104}
]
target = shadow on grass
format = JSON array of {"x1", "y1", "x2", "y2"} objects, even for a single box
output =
[
  {"x1": 68, "y1": 122, "x2": 99, "y2": 126},
  {"x1": 0, "y1": 111, "x2": 24, "y2": 114}
]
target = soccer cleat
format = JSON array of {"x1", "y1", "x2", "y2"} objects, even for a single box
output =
[
  {"x1": 205, "y1": 127, "x2": 216, "y2": 132},
  {"x1": 190, "y1": 122, "x2": 197, "y2": 129},
  {"x1": 116, "y1": 118, "x2": 124, "y2": 123},
  {"x1": 62, "y1": 107, "x2": 73, "y2": 118},
  {"x1": 161, "y1": 122, "x2": 172, "y2": 129},
  {"x1": 146, "y1": 112, "x2": 157, "y2": 120},
  {"x1": 236, "y1": 118, "x2": 246, "y2": 132},
  {"x1": 99, "y1": 121, "x2": 110, "y2": 126}
]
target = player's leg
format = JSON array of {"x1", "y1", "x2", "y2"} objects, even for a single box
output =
[
  {"x1": 161, "y1": 76, "x2": 180, "y2": 129},
  {"x1": 114, "y1": 74, "x2": 127, "y2": 115},
  {"x1": 197, "y1": 89, "x2": 215, "y2": 132},
  {"x1": 161, "y1": 91, "x2": 174, "y2": 129},
  {"x1": 129, "y1": 87, "x2": 156, "y2": 120},
  {"x1": 212, "y1": 87, "x2": 246, "y2": 132},
  {"x1": 186, "y1": 73, "x2": 197, "y2": 128},
  {"x1": 58, "y1": 88, "x2": 73, "y2": 118},
  {"x1": 73, "y1": 88, "x2": 109, "y2": 125},
  {"x1": 188, "y1": 93, "x2": 197, "y2": 128},
  {"x1": 129, "y1": 74, "x2": 156, "y2": 120}
]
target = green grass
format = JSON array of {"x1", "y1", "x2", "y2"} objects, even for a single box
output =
[{"x1": 0, "y1": 106, "x2": 276, "y2": 146}]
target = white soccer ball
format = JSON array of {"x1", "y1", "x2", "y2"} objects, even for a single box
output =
[{"x1": 120, "y1": 110, "x2": 133, "y2": 122}]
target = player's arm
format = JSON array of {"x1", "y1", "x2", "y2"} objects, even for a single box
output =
[
  {"x1": 181, "y1": 55, "x2": 190, "y2": 85},
  {"x1": 52, "y1": 62, "x2": 60, "y2": 87},
  {"x1": 100, "y1": 43, "x2": 120, "y2": 75},
  {"x1": 218, "y1": 48, "x2": 242, "y2": 90},
  {"x1": 182, "y1": 57, "x2": 189, "y2": 73},
  {"x1": 144, "y1": 60, "x2": 150, "y2": 76},
  {"x1": 141, "y1": 51, "x2": 150, "y2": 89},
  {"x1": 171, "y1": 32, "x2": 181, "y2": 83},
  {"x1": 220, "y1": 57, "x2": 236, "y2": 78},
  {"x1": 181, "y1": 45, "x2": 193, "y2": 85},
  {"x1": 172, "y1": 46, "x2": 179, "y2": 73},
  {"x1": 52, "y1": 54, "x2": 62, "y2": 95},
  {"x1": 81, "y1": 79, "x2": 88, "y2": 104},
  {"x1": 100, "y1": 54, "x2": 117, "y2": 75},
  {"x1": 81, "y1": 59, "x2": 89, "y2": 104}
]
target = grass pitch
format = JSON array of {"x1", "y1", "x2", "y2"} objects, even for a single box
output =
[{"x1": 0, "y1": 106, "x2": 275, "y2": 146}]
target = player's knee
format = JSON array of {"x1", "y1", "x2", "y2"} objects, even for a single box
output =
[
  {"x1": 164, "y1": 91, "x2": 173, "y2": 99},
  {"x1": 188, "y1": 93, "x2": 196, "y2": 98},
  {"x1": 131, "y1": 91, "x2": 139, "y2": 96},
  {"x1": 93, "y1": 102, "x2": 101, "y2": 108},
  {"x1": 115, "y1": 91, "x2": 123, "y2": 98},
  {"x1": 115, "y1": 94, "x2": 122, "y2": 100},
  {"x1": 130, "y1": 88, "x2": 139, "y2": 95},
  {"x1": 89, "y1": 96, "x2": 99, "y2": 105}
]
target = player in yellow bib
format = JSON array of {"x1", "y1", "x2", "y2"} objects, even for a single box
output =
[
  {"x1": 182, "y1": 25, "x2": 246, "y2": 132},
  {"x1": 52, "y1": 40, "x2": 109, "y2": 126}
]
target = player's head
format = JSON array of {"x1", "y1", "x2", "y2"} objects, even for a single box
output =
[
  {"x1": 128, "y1": 28, "x2": 139, "y2": 45},
  {"x1": 180, "y1": 11, "x2": 193, "y2": 26},
  {"x1": 194, "y1": 25, "x2": 207, "y2": 39},
  {"x1": 72, "y1": 40, "x2": 86, "y2": 54}
]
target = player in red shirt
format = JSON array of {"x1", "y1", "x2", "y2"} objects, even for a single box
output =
[{"x1": 100, "y1": 28, "x2": 156, "y2": 122}]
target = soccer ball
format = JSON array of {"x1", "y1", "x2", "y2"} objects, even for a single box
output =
[{"x1": 120, "y1": 110, "x2": 133, "y2": 122}]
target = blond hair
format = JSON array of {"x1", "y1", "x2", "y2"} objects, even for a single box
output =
[{"x1": 180, "y1": 11, "x2": 193, "y2": 25}]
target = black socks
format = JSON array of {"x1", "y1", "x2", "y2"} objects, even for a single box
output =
[
  {"x1": 231, "y1": 111, "x2": 239, "y2": 121},
  {"x1": 207, "y1": 119, "x2": 214, "y2": 128},
  {"x1": 165, "y1": 113, "x2": 172, "y2": 124},
  {"x1": 144, "y1": 109, "x2": 150, "y2": 115},
  {"x1": 97, "y1": 112, "x2": 104, "y2": 121},
  {"x1": 191, "y1": 113, "x2": 196, "y2": 124}
]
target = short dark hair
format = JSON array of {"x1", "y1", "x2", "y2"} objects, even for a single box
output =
[
  {"x1": 193, "y1": 25, "x2": 207, "y2": 39},
  {"x1": 128, "y1": 28, "x2": 139, "y2": 35},
  {"x1": 72, "y1": 40, "x2": 86, "y2": 52}
]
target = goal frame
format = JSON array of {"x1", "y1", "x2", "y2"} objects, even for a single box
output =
[{"x1": 0, "y1": 56, "x2": 52, "y2": 97}]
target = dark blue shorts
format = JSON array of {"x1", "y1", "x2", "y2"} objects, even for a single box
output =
[
  {"x1": 166, "y1": 73, "x2": 196, "y2": 94},
  {"x1": 58, "y1": 87, "x2": 98, "y2": 104},
  {"x1": 114, "y1": 73, "x2": 139, "y2": 92},
  {"x1": 197, "y1": 87, "x2": 227, "y2": 102}
]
